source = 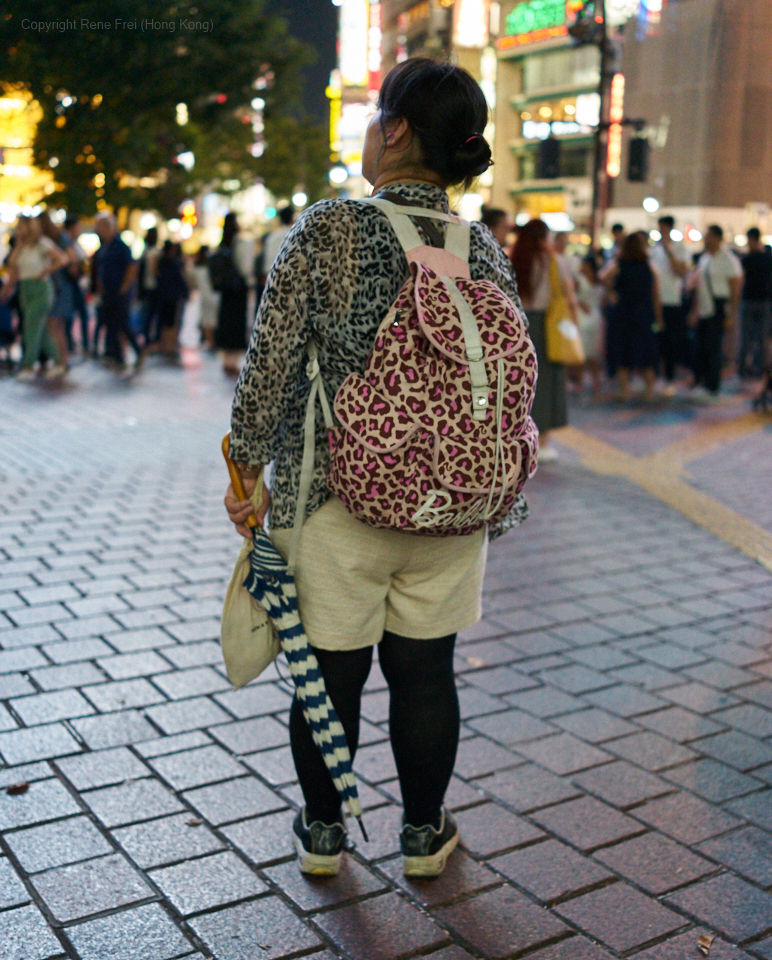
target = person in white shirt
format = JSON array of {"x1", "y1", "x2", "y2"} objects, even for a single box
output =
[
  {"x1": 650, "y1": 215, "x2": 690, "y2": 384},
  {"x1": 690, "y1": 224, "x2": 743, "y2": 394}
]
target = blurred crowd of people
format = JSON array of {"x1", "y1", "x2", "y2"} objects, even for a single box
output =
[
  {"x1": 481, "y1": 208, "x2": 772, "y2": 458},
  {"x1": 0, "y1": 206, "x2": 298, "y2": 384}
]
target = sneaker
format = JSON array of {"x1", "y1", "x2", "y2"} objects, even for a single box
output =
[
  {"x1": 15, "y1": 368, "x2": 35, "y2": 382},
  {"x1": 292, "y1": 808, "x2": 346, "y2": 876},
  {"x1": 43, "y1": 363, "x2": 68, "y2": 381},
  {"x1": 401, "y1": 808, "x2": 459, "y2": 878}
]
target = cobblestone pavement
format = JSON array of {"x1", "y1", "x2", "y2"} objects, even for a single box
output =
[{"x1": 1, "y1": 356, "x2": 771, "y2": 960}]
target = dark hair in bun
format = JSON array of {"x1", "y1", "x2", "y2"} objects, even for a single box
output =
[{"x1": 378, "y1": 58, "x2": 492, "y2": 189}]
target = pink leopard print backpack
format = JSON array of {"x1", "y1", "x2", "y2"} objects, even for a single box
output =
[
  {"x1": 287, "y1": 198, "x2": 538, "y2": 569},
  {"x1": 323, "y1": 197, "x2": 538, "y2": 538}
]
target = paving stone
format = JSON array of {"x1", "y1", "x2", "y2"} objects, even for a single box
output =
[
  {"x1": 9, "y1": 689, "x2": 95, "y2": 726},
  {"x1": 162, "y1": 618, "x2": 219, "y2": 643},
  {"x1": 716, "y1": 703, "x2": 772, "y2": 738},
  {"x1": 532, "y1": 794, "x2": 643, "y2": 851},
  {"x1": 491, "y1": 838, "x2": 611, "y2": 903},
  {"x1": 553, "y1": 707, "x2": 636, "y2": 742},
  {"x1": 687, "y1": 660, "x2": 757, "y2": 690},
  {"x1": 65, "y1": 902, "x2": 192, "y2": 960},
  {"x1": 160, "y1": 640, "x2": 223, "y2": 669},
  {"x1": 0, "y1": 777, "x2": 80, "y2": 830},
  {"x1": 354, "y1": 739, "x2": 399, "y2": 784},
  {"x1": 221, "y1": 810, "x2": 296, "y2": 866},
  {"x1": 315, "y1": 891, "x2": 448, "y2": 960},
  {"x1": 666, "y1": 872, "x2": 772, "y2": 942},
  {"x1": 189, "y1": 896, "x2": 320, "y2": 959},
  {"x1": 663, "y1": 681, "x2": 739, "y2": 712},
  {"x1": 149, "y1": 743, "x2": 246, "y2": 790},
  {"x1": 0, "y1": 672, "x2": 36, "y2": 698},
  {"x1": 150, "y1": 665, "x2": 230, "y2": 701},
  {"x1": 727, "y1": 790, "x2": 772, "y2": 831},
  {"x1": 525, "y1": 938, "x2": 615, "y2": 960},
  {"x1": 0, "y1": 857, "x2": 30, "y2": 908},
  {"x1": 0, "y1": 623, "x2": 60, "y2": 648},
  {"x1": 144, "y1": 696, "x2": 231, "y2": 734},
  {"x1": 113, "y1": 811, "x2": 224, "y2": 869},
  {"x1": 514, "y1": 733, "x2": 612, "y2": 775},
  {"x1": 106, "y1": 626, "x2": 177, "y2": 653},
  {"x1": 634, "y1": 930, "x2": 754, "y2": 959},
  {"x1": 557, "y1": 881, "x2": 685, "y2": 953},
  {"x1": 81, "y1": 677, "x2": 166, "y2": 712},
  {"x1": 83, "y1": 777, "x2": 184, "y2": 827},
  {"x1": 55, "y1": 746, "x2": 150, "y2": 790},
  {"x1": 595, "y1": 830, "x2": 717, "y2": 895},
  {"x1": 664, "y1": 758, "x2": 763, "y2": 803},
  {"x1": 41, "y1": 638, "x2": 115, "y2": 664},
  {"x1": 266, "y1": 854, "x2": 388, "y2": 912},
  {"x1": 96, "y1": 651, "x2": 173, "y2": 681},
  {"x1": 0, "y1": 904, "x2": 65, "y2": 960},
  {"x1": 693, "y1": 729, "x2": 772, "y2": 771},
  {"x1": 0, "y1": 761, "x2": 53, "y2": 789},
  {"x1": 453, "y1": 735, "x2": 521, "y2": 779},
  {"x1": 31, "y1": 852, "x2": 153, "y2": 923},
  {"x1": 0, "y1": 646, "x2": 48, "y2": 674},
  {"x1": 70, "y1": 709, "x2": 158, "y2": 749},
  {"x1": 53, "y1": 615, "x2": 117, "y2": 640},
  {"x1": 29, "y1": 662, "x2": 106, "y2": 691},
  {"x1": 477, "y1": 763, "x2": 580, "y2": 812},
  {"x1": 381, "y1": 850, "x2": 498, "y2": 909},
  {"x1": 637, "y1": 706, "x2": 726, "y2": 744},
  {"x1": 607, "y1": 731, "x2": 698, "y2": 770},
  {"x1": 540, "y1": 664, "x2": 616, "y2": 694},
  {"x1": 150, "y1": 849, "x2": 266, "y2": 916},
  {"x1": 350, "y1": 802, "x2": 402, "y2": 861},
  {"x1": 463, "y1": 665, "x2": 538, "y2": 695},
  {"x1": 134, "y1": 730, "x2": 213, "y2": 757},
  {"x1": 183, "y1": 776, "x2": 286, "y2": 825},
  {"x1": 583, "y1": 683, "x2": 667, "y2": 716},
  {"x1": 435, "y1": 884, "x2": 568, "y2": 960},
  {"x1": 634, "y1": 791, "x2": 742, "y2": 844},
  {"x1": 698, "y1": 826, "x2": 772, "y2": 886},
  {"x1": 454, "y1": 801, "x2": 543, "y2": 857},
  {"x1": 213, "y1": 684, "x2": 293, "y2": 719},
  {"x1": 466, "y1": 708, "x2": 555, "y2": 745},
  {"x1": 5, "y1": 815, "x2": 113, "y2": 872},
  {"x1": 242, "y1": 745, "x2": 296, "y2": 785}
]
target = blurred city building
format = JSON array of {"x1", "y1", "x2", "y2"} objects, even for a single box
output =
[{"x1": 0, "y1": 86, "x2": 55, "y2": 224}]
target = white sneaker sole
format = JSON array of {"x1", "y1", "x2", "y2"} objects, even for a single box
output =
[
  {"x1": 293, "y1": 832, "x2": 342, "y2": 876},
  {"x1": 402, "y1": 829, "x2": 459, "y2": 878}
]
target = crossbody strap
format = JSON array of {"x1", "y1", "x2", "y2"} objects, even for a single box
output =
[{"x1": 288, "y1": 341, "x2": 333, "y2": 573}]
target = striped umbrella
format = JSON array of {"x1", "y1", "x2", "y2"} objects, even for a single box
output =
[{"x1": 223, "y1": 436, "x2": 367, "y2": 840}]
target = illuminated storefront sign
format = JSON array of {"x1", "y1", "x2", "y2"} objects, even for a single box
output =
[
  {"x1": 368, "y1": 1, "x2": 382, "y2": 94},
  {"x1": 523, "y1": 119, "x2": 582, "y2": 139},
  {"x1": 606, "y1": 72, "x2": 625, "y2": 177},
  {"x1": 497, "y1": 0, "x2": 583, "y2": 50},
  {"x1": 453, "y1": 0, "x2": 490, "y2": 48},
  {"x1": 339, "y1": 0, "x2": 369, "y2": 87}
]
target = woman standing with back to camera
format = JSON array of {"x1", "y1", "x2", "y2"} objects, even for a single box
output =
[{"x1": 225, "y1": 60, "x2": 530, "y2": 878}]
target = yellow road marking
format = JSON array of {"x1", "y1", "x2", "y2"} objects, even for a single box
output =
[
  {"x1": 650, "y1": 410, "x2": 770, "y2": 469},
  {"x1": 554, "y1": 425, "x2": 772, "y2": 572}
]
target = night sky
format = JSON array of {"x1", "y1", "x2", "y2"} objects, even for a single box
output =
[{"x1": 267, "y1": 0, "x2": 338, "y2": 124}]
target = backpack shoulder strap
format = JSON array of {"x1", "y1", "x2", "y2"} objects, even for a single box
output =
[{"x1": 362, "y1": 197, "x2": 471, "y2": 263}]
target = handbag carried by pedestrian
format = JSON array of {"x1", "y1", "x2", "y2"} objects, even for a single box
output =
[
  {"x1": 545, "y1": 255, "x2": 585, "y2": 366},
  {"x1": 288, "y1": 197, "x2": 539, "y2": 570}
]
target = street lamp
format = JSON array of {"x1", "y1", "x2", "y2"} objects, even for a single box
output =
[{"x1": 642, "y1": 196, "x2": 660, "y2": 213}]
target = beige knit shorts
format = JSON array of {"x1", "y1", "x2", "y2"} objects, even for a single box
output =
[{"x1": 270, "y1": 496, "x2": 487, "y2": 651}]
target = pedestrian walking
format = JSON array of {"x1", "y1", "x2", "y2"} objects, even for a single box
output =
[
  {"x1": 262, "y1": 206, "x2": 295, "y2": 277},
  {"x1": 510, "y1": 218, "x2": 576, "y2": 460},
  {"x1": 603, "y1": 232, "x2": 662, "y2": 402},
  {"x1": 38, "y1": 212, "x2": 77, "y2": 377},
  {"x1": 225, "y1": 59, "x2": 533, "y2": 879},
  {"x1": 93, "y1": 213, "x2": 142, "y2": 374},
  {"x1": 209, "y1": 212, "x2": 247, "y2": 376},
  {"x1": 690, "y1": 225, "x2": 743, "y2": 395},
  {"x1": 650, "y1": 215, "x2": 690, "y2": 388},
  {"x1": 155, "y1": 241, "x2": 188, "y2": 362},
  {"x1": 192, "y1": 246, "x2": 220, "y2": 349},
  {"x1": 1, "y1": 216, "x2": 69, "y2": 381},
  {"x1": 63, "y1": 216, "x2": 90, "y2": 353},
  {"x1": 138, "y1": 226, "x2": 161, "y2": 346},
  {"x1": 739, "y1": 227, "x2": 772, "y2": 379}
]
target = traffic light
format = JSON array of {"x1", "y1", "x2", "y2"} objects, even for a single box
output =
[
  {"x1": 628, "y1": 137, "x2": 650, "y2": 182},
  {"x1": 537, "y1": 137, "x2": 561, "y2": 179}
]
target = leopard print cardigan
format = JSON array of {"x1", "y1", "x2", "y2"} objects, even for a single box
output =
[{"x1": 229, "y1": 182, "x2": 530, "y2": 539}]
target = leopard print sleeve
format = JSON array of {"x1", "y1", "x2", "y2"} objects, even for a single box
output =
[{"x1": 229, "y1": 201, "x2": 355, "y2": 469}]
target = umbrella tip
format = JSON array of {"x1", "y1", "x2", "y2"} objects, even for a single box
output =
[{"x1": 356, "y1": 816, "x2": 369, "y2": 842}]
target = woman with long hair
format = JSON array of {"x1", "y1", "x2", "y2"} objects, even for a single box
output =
[
  {"x1": 209, "y1": 212, "x2": 248, "y2": 376},
  {"x1": 510, "y1": 219, "x2": 576, "y2": 459},
  {"x1": 1, "y1": 216, "x2": 69, "y2": 381},
  {"x1": 224, "y1": 59, "x2": 527, "y2": 879},
  {"x1": 603, "y1": 231, "x2": 662, "y2": 401}
]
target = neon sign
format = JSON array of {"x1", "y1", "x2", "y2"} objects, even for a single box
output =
[
  {"x1": 497, "y1": 0, "x2": 583, "y2": 49},
  {"x1": 606, "y1": 72, "x2": 625, "y2": 177}
]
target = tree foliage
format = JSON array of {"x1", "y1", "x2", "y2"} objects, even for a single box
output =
[{"x1": 1, "y1": 0, "x2": 330, "y2": 215}]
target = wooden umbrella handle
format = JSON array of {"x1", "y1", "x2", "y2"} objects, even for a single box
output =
[{"x1": 222, "y1": 432, "x2": 259, "y2": 531}]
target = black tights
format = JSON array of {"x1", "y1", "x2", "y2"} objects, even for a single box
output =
[{"x1": 289, "y1": 631, "x2": 459, "y2": 828}]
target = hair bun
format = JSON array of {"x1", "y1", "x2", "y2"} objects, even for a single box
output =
[{"x1": 451, "y1": 133, "x2": 492, "y2": 181}]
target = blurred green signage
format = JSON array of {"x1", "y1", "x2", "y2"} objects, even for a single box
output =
[{"x1": 504, "y1": 0, "x2": 567, "y2": 37}]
